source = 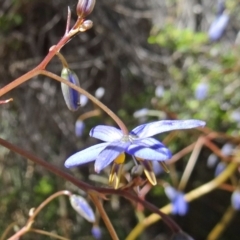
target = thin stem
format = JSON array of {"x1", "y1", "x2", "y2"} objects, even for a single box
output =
[
  {"x1": 0, "y1": 16, "x2": 84, "y2": 98},
  {"x1": 28, "y1": 190, "x2": 72, "y2": 223},
  {"x1": 29, "y1": 228, "x2": 70, "y2": 240},
  {"x1": 1, "y1": 222, "x2": 16, "y2": 240},
  {"x1": 0, "y1": 98, "x2": 13, "y2": 104},
  {"x1": 126, "y1": 162, "x2": 238, "y2": 240},
  {"x1": 40, "y1": 70, "x2": 129, "y2": 134},
  {"x1": 178, "y1": 136, "x2": 204, "y2": 191},
  {"x1": 207, "y1": 206, "x2": 236, "y2": 240},
  {"x1": 65, "y1": 7, "x2": 71, "y2": 35},
  {"x1": 55, "y1": 52, "x2": 69, "y2": 68},
  {"x1": 90, "y1": 193, "x2": 119, "y2": 240},
  {"x1": 78, "y1": 109, "x2": 101, "y2": 121},
  {"x1": 0, "y1": 69, "x2": 41, "y2": 97},
  {"x1": 7, "y1": 191, "x2": 72, "y2": 240},
  {"x1": 8, "y1": 225, "x2": 29, "y2": 240}
]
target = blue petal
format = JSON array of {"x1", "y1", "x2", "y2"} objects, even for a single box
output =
[
  {"x1": 90, "y1": 125, "x2": 123, "y2": 142},
  {"x1": 172, "y1": 194, "x2": 188, "y2": 216},
  {"x1": 127, "y1": 138, "x2": 172, "y2": 161},
  {"x1": 131, "y1": 120, "x2": 206, "y2": 138},
  {"x1": 65, "y1": 142, "x2": 109, "y2": 168},
  {"x1": 165, "y1": 185, "x2": 178, "y2": 200},
  {"x1": 95, "y1": 141, "x2": 130, "y2": 173}
]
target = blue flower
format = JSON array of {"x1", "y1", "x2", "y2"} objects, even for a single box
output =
[
  {"x1": 214, "y1": 162, "x2": 226, "y2": 177},
  {"x1": 195, "y1": 82, "x2": 208, "y2": 100},
  {"x1": 91, "y1": 225, "x2": 102, "y2": 239},
  {"x1": 231, "y1": 190, "x2": 240, "y2": 210},
  {"x1": 208, "y1": 12, "x2": 229, "y2": 41},
  {"x1": 65, "y1": 120, "x2": 205, "y2": 173},
  {"x1": 164, "y1": 185, "x2": 188, "y2": 216}
]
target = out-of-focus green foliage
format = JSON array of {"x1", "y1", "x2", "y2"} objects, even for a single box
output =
[
  {"x1": 148, "y1": 25, "x2": 240, "y2": 135},
  {"x1": 148, "y1": 24, "x2": 208, "y2": 52}
]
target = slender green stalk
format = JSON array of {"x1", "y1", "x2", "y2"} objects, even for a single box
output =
[{"x1": 207, "y1": 206, "x2": 236, "y2": 240}]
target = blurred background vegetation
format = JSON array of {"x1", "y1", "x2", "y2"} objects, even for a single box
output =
[{"x1": 1, "y1": 0, "x2": 240, "y2": 239}]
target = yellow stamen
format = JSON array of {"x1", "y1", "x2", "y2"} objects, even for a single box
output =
[
  {"x1": 159, "y1": 161, "x2": 170, "y2": 173},
  {"x1": 137, "y1": 159, "x2": 157, "y2": 186},
  {"x1": 109, "y1": 163, "x2": 123, "y2": 189},
  {"x1": 108, "y1": 153, "x2": 125, "y2": 189}
]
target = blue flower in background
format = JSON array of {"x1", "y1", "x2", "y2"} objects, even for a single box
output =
[
  {"x1": 91, "y1": 225, "x2": 102, "y2": 239},
  {"x1": 208, "y1": 0, "x2": 229, "y2": 41},
  {"x1": 65, "y1": 119, "x2": 205, "y2": 173},
  {"x1": 195, "y1": 82, "x2": 208, "y2": 100},
  {"x1": 214, "y1": 162, "x2": 226, "y2": 177},
  {"x1": 165, "y1": 185, "x2": 188, "y2": 216},
  {"x1": 75, "y1": 120, "x2": 85, "y2": 137},
  {"x1": 231, "y1": 190, "x2": 240, "y2": 210}
]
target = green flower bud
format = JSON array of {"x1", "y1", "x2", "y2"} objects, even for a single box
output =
[
  {"x1": 61, "y1": 68, "x2": 81, "y2": 111},
  {"x1": 76, "y1": 0, "x2": 96, "y2": 18}
]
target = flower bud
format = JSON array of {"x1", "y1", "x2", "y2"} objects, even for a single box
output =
[
  {"x1": 214, "y1": 162, "x2": 226, "y2": 177},
  {"x1": 76, "y1": 0, "x2": 96, "y2": 18},
  {"x1": 70, "y1": 194, "x2": 96, "y2": 222},
  {"x1": 61, "y1": 68, "x2": 81, "y2": 111},
  {"x1": 75, "y1": 120, "x2": 85, "y2": 137},
  {"x1": 79, "y1": 20, "x2": 93, "y2": 32},
  {"x1": 231, "y1": 190, "x2": 240, "y2": 210},
  {"x1": 91, "y1": 225, "x2": 102, "y2": 239},
  {"x1": 208, "y1": 12, "x2": 229, "y2": 41},
  {"x1": 195, "y1": 82, "x2": 208, "y2": 100}
]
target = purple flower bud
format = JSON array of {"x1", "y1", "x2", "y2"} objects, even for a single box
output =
[
  {"x1": 231, "y1": 190, "x2": 240, "y2": 210},
  {"x1": 221, "y1": 143, "x2": 234, "y2": 156},
  {"x1": 208, "y1": 13, "x2": 229, "y2": 41},
  {"x1": 69, "y1": 194, "x2": 95, "y2": 222},
  {"x1": 76, "y1": 0, "x2": 96, "y2": 18},
  {"x1": 195, "y1": 82, "x2": 208, "y2": 100},
  {"x1": 207, "y1": 153, "x2": 218, "y2": 168},
  {"x1": 214, "y1": 162, "x2": 226, "y2": 177},
  {"x1": 75, "y1": 120, "x2": 85, "y2": 137},
  {"x1": 91, "y1": 225, "x2": 102, "y2": 239},
  {"x1": 61, "y1": 68, "x2": 81, "y2": 111},
  {"x1": 164, "y1": 186, "x2": 188, "y2": 216}
]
